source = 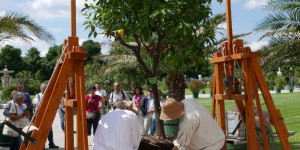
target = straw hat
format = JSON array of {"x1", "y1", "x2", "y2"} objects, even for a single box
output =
[
  {"x1": 160, "y1": 98, "x2": 185, "y2": 120},
  {"x1": 124, "y1": 100, "x2": 138, "y2": 113}
]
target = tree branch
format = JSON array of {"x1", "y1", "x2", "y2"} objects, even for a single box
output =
[{"x1": 132, "y1": 34, "x2": 153, "y2": 76}]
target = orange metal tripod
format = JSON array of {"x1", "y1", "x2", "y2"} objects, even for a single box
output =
[
  {"x1": 20, "y1": 0, "x2": 89, "y2": 149},
  {"x1": 210, "y1": 0, "x2": 291, "y2": 149}
]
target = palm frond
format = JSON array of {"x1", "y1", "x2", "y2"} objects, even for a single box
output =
[
  {"x1": 0, "y1": 12, "x2": 55, "y2": 44},
  {"x1": 94, "y1": 54, "x2": 138, "y2": 75},
  {"x1": 266, "y1": 0, "x2": 300, "y2": 12}
]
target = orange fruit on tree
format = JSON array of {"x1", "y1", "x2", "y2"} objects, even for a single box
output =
[{"x1": 117, "y1": 29, "x2": 124, "y2": 36}]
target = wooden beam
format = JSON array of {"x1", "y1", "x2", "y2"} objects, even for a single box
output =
[
  {"x1": 215, "y1": 94, "x2": 245, "y2": 100},
  {"x1": 251, "y1": 52, "x2": 291, "y2": 149},
  {"x1": 68, "y1": 51, "x2": 88, "y2": 60},
  {"x1": 71, "y1": 0, "x2": 76, "y2": 36},
  {"x1": 65, "y1": 105, "x2": 74, "y2": 150},
  {"x1": 209, "y1": 52, "x2": 261, "y2": 63},
  {"x1": 23, "y1": 53, "x2": 74, "y2": 149},
  {"x1": 243, "y1": 47, "x2": 260, "y2": 150}
]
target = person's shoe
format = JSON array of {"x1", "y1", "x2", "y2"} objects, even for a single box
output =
[{"x1": 49, "y1": 144, "x2": 59, "y2": 149}]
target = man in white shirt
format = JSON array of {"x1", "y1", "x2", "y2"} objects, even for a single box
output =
[
  {"x1": 144, "y1": 89, "x2": 153, "y2": 135},
  {"x1": 32, "y1": 83, "x2": 59, "y2": 149},
  {"x1": 95, "y1": 83, "x2": 108, "y2": 115},
  {"x1": 109, "y1": 82, "x2": 129, "y2": 107},
  {"x1": 160, "y1": 98, "x2": 225, "y2": 150},
  {"x1": 93, "y1": 101, "x2": 141, "y2": 150}
]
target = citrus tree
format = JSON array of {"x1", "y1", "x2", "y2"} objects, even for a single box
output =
[{"x1": 82, "y1": 0, "x2": 221, "y2": 138}]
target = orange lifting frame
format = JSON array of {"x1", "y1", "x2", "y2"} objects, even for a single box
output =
[
  {"x1": 20, "y1": 0, "x2": 89, "y2": 149},
  {"x1": 210, "y1": 0, "x2": 291, "y2": 150}
]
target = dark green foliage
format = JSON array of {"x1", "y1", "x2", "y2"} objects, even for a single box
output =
[
  {"x1": 266, "y1": 72, "x2": 276, "y2": 86},
  {"x1": 274, "y1": 76, "x2": 286, "y2": 90},
  {"x1": 24, "y1": 47, "x2": 42, "y2": 73},
  {"x1": 0, "y1": 45, "x2": 26, "y2": 76},
  {"x1": 82, "y1": 40, "x2": 102, "y2": 64},
  {"x1": 1, "y1": 86, "x2": 16, "y2": 101}
]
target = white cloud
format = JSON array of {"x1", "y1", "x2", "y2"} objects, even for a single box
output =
[
  {"x1": 218, "y1": 22, "x2": 227, "y2": 30},
  {"x1": 244, "y1": 0, "x2": 268, "y2": 9},
  {"x1": 247, "y1": 41, "x2": 268, "y2": 51},
  {"x1": 24, "y1": 0, "x2": 88, "y2": 20}
]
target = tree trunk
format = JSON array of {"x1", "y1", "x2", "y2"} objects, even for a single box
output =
[
  {"x1": 166, "y1": 73, "x2": 185, "y2": 101},
  {"x1": 151, "y1": 83, "x2": 166, "y2": 138}
]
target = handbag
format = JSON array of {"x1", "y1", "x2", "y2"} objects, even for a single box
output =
[
  {"x1": 86, "y1": 111, "x2": 96, "y2": 119},
  {"x1": 2, "y1": 104, "x2": 19, "y2": 137}
]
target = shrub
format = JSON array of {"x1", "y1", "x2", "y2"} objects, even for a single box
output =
[
  {"x1": 274, "y1": 77, "x2": 286, "y2": 90},
  {"x1": 188, "y1": 80, "x2": 203, "y2": 93},
  {"x1": 266, "y1": 72, "x2": 276, "y2": 87},
  {"x1": 1, "y1": 86, "x2": 16, "y2": 101}
]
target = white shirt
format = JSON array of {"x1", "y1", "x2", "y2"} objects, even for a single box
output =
[
  {"x1": 33, "y1": 93, "x2": 43, "y2": 105},
  {"x1": 149, "y1": 99, "x2": 162, "y2": 119},
  {"x1": 9, "y1": 103, "x2": 29, "y2": 128},
  {"x1": 109, "y1": 90, "x2": 129, "y2": 103},
  {"x1": 146, "y1": 96, "x2": 153, "y2": 113},
  {"x1": 95, "y1": 89, "x2": 107, "y2": 99},
  {"x1": 173, "y1": 99, "x2": 225, "y2": 150},
  {"x1": 93, "y1": 109, "x2": 141, "y2": 150}
]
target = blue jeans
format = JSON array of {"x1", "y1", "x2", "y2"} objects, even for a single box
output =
[
  {"x1": 10, "y1": 135, "x2": 22, "y2": 150},
  {"x1": 150, "y1": 118, "x2": 156, "y2": 136}
]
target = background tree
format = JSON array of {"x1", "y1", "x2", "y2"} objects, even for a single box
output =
[
  {"x1": 0, "y1": 45, "x2": 26, "y2": 76},
  {"x1": 83, "y1": 0, "x2": 222, "y2": 138},
  {"x1": 40, "y1": 45, "x2": 63, "y2": 80},
  {"x1": 24, "y1": 47, "x2": 42, "y2": 75},
  {"x1": 82, "y1": 40, "x2": 102, "y2": 64},
  {"x1": 0, "y1": 12, "x2": 54, "y2": 44}
]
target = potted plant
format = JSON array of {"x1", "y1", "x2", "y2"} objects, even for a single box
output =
[
  {"x1": 188, "y1": 80, "x2": 203, "y2": 98},
  {"x1": 274, "y1": 77, "x2": 286, "y2": 93}
]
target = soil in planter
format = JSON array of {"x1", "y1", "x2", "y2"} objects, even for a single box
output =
[{"x1": 138, "y1": 135, "x2": 174, "y2": 150}]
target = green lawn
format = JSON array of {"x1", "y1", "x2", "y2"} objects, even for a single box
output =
[{"x1": 194, "y1": 92, "x2": 300, "y2": 150}]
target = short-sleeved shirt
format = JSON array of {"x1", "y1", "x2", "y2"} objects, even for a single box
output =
[
  {"x1": 109, "y1": 90, "x2": 129, "y2": 103},
  {"x1": 85, "y1": 95, "x2": 101, "y2": 113},
  {"x1": 23, "y1": 92, "x2": 32, "y2": 104},
  {"x1": 95, "y1": 89, "x2": 107, "y2": 99},
  {"x1": 9, "y1": 103, "x2": 29, "y2": 128}
]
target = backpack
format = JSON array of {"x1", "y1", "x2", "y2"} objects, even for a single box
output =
[{"x1": 111, "y1": 90, "x2": 125, "y2": 101}]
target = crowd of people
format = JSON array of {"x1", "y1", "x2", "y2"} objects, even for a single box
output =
[{"x1": 3, "y1": 81, "x2": 226, "y2": 150}]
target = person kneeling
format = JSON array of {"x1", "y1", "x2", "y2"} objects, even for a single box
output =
[{"x1": 160, "y1": 98, "x2": 225, "y2": 150}]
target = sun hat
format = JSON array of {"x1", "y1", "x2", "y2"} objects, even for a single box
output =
[
  {"x1": 160, "y1": 98, "x2": 185, "y2": 120},
  {"x1": 124, "y1": 100, "x2": 138, "y2": 113}
]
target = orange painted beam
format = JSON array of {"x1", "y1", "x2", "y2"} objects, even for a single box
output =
[
  {"x1": 68, "y1": 52, "x2": 88, "y2": 60},
  {"x1": 252, "y1": 56, "x2": 291, "y2": 149},
  {"x1": 24, "y1": 54, "x2": 74, "y2": 149},
  {"x1": 209, "y1": 52, "x2": 261, "y2": 63}
]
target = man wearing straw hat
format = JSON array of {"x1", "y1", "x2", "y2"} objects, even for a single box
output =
[{"x1": 160, "y1": 98, "x2": 225, "y2": 150}]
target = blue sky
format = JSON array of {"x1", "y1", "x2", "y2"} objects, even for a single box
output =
[{"x1": 1, "y1": 0, "x2": 269, "y2": 56}]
